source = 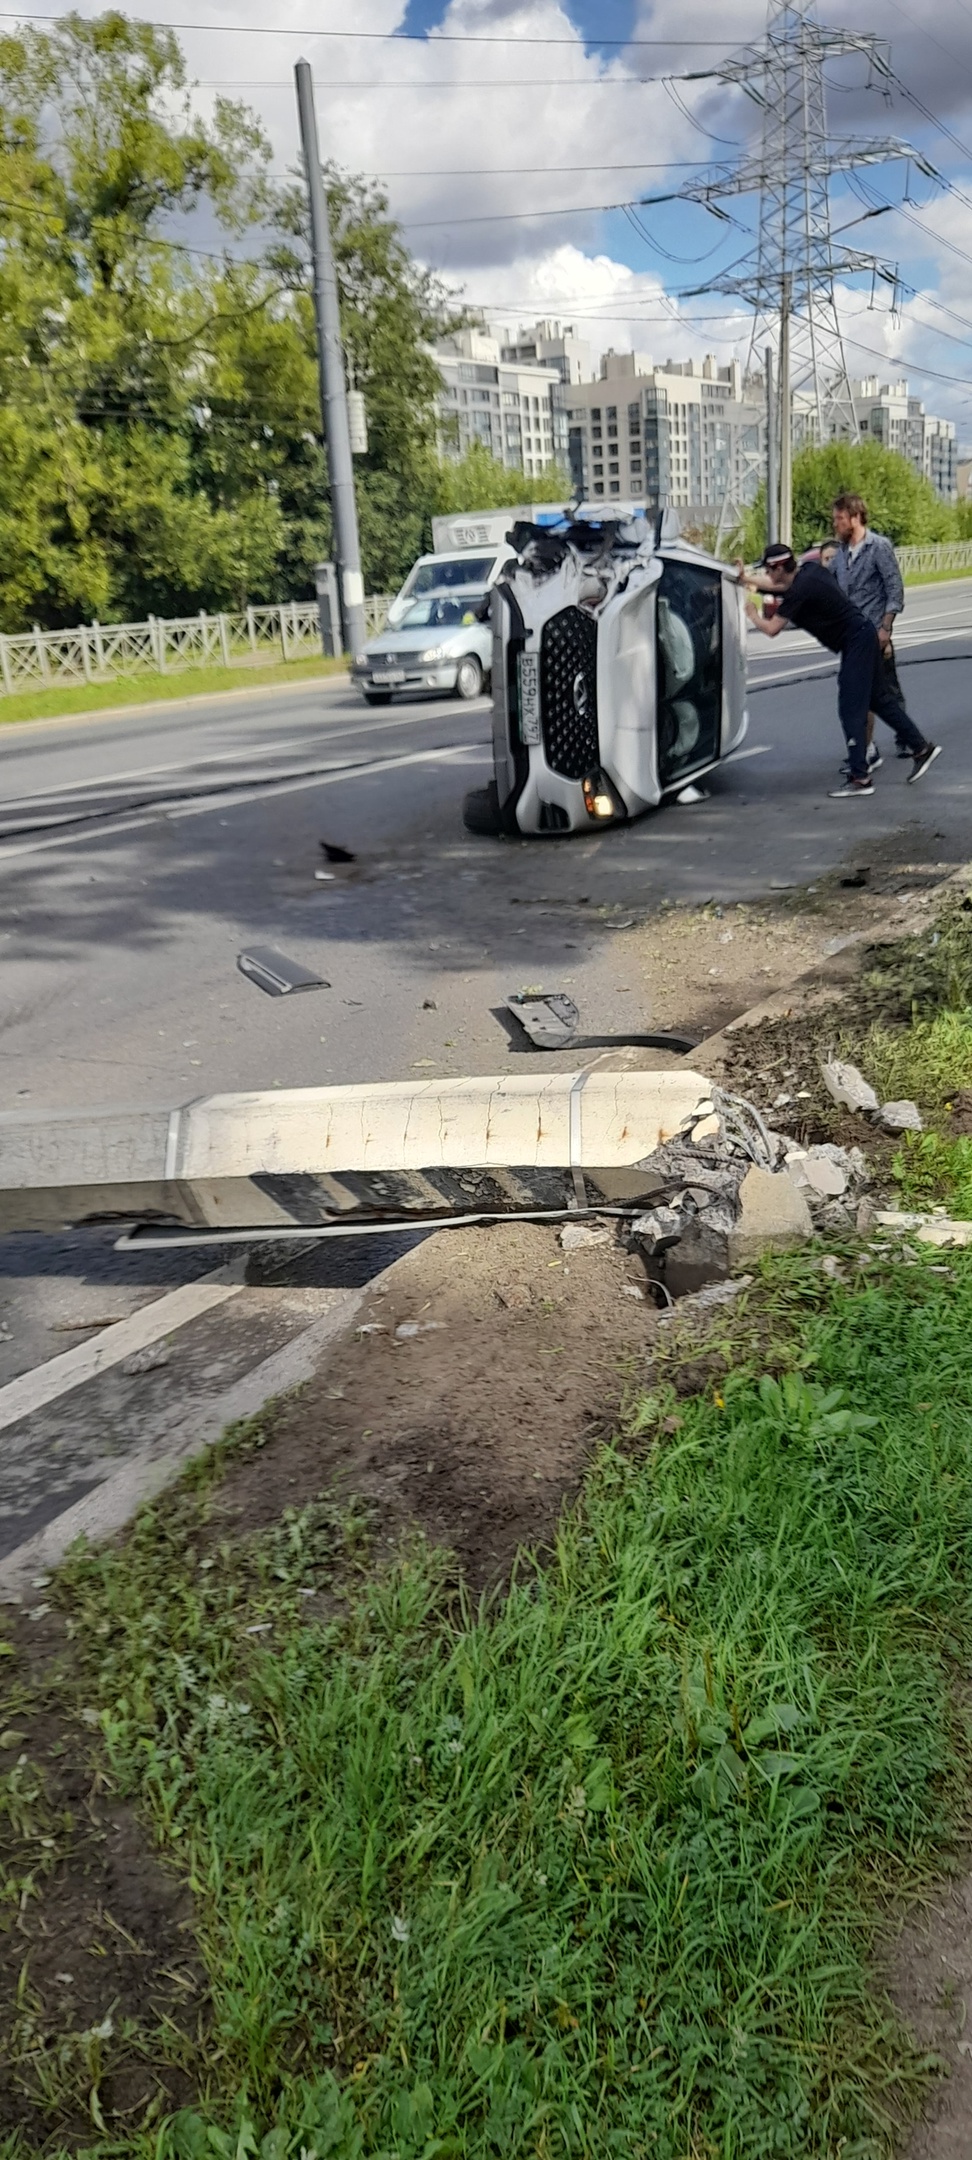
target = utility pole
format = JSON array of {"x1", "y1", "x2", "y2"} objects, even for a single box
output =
[
  {"x1": 765, "y1": 344, "x2": 778, "y2": 546},
  {"x1": 778, "y1": 274, "x2": 792, "y2": 548},
  {"x1": 294, "y1": 59, "x2": 366, "y2": 660}
]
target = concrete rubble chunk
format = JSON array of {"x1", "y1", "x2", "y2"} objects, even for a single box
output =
[
  {"x1": 630, "y1": 1206, "x2": 684, "y2": 1255},
  {"x1": 728, "y1": 1167, "x2": 814, "y2": 1267},
  {"x1": 783, "y1": 1146, "x2": 850, "y2": 1198},
  {"x1": 657, "y1": 1275, "x2": 754, "y2": 1324},
  {"x1": 691, "y1": 1114, "x2": 723, "y2": 1144},
  {"x1": 559, "y1": 1222, "x2": 613, "y2": 1251},
  {"x1": 820, "y1": 1058, "x2": 880, "y2": 1116},
  {"x1": 879, "y1": 1099, "x2": 924, "y2": 1134},
  {"x1": 874, "y1": 1210, "x2": 972, "y2": 1247}
]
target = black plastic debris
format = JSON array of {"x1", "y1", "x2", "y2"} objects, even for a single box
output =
[
  {"x1": 504, "y1": 990, "x2": 698, "y2": 1056},
  {"x1": 840, "y1": 868, "x2": 870, "y2": 888},
  {"x1": 320, "y1": 841, "x2": 356, "y2": 864},
  {"x1": 237, "y1": 948, "x2": 330, "y2": 997},
  {"x1": 506, "y1": 991, "x2": 579, "y2": 1048}
]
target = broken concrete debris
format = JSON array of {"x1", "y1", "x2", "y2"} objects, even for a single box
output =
[
  {"x1": 878, "y1": 1099, "x2": 923, "y2": 1135},
  {"x1": 874, "y1": 1211, "x2": 972, "y2": 1248},
  {"x1": 729, "y1": 1166, "x2": 814, "y2": 1268},
  {"x1": 821, "y1": 1060, "x2": 925, "y2": 1137},
  {"x1": 820, "y1": 1058, "x2": 880, "y2": 1116},
  {"x1": 559, "y1": 1222, "x2": 614, "y2": 1251}
]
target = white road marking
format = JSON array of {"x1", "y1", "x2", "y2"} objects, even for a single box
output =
[
  {"x1": 0, "y1": 742, "x2": 491, "y2": 864},
  {"x1": 0, "y1": 1269, "x2": 243, "y2": 1434},
  {"x1": 0, "y1": 706, "x2": 482, "y2": 811}
]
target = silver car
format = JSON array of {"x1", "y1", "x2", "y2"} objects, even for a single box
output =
[
  {"x1": 462, "y1": 512, "x2": 749, "y2": 835},
  {"x1": 353, "y1": 592, "x2": 492, "y2": 706}
]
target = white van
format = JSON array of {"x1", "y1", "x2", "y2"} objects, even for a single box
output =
[{"x1": 385, "y1": 505, "x2": 572, "y2": 629}]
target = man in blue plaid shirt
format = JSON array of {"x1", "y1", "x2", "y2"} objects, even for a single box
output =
[{"x1": 832, "y1": 492, "x2": 907, "y2": 765}]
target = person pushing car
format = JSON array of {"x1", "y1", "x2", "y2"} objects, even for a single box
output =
[{"x1": 738, "y1": 543, "x2": 940, "y2": 797}]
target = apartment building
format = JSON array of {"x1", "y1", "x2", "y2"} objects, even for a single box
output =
[
  {"x1": 497, "y1": 318, "x2": 593, "y2": 389},
  {"x1": 433, "y1": 326, "x2": 567, "y2": 478},
  {"x1": 565, "y1": 351, "x2": 764, "y2": 516},
  {"x1": 849, "y1": 378, "x2": 957, "y2": 500}
]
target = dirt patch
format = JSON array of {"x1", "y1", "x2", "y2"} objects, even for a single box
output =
[
  {"x1": 946, "y1": 1090, "x2": 972, "y2": 1137},
  {"x1": 889, "y1": 1872, "x2": 972, "y2": 2158},
  {"x1": 206, "y1": 1222, "x2": 660, "y2": 1593},
  {"x1": 0, "y1": 1608, "x2": 202, "y2": 2149},
  {"x1": 615, "y1": 841, "x2": 960, "y2": 1046}
]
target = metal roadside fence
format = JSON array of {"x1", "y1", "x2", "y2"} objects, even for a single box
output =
[{"x1": 0, "y1": 590, "x2": 393, "y2": 696}]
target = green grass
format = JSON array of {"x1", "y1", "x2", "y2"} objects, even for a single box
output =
[
  {"x1": 21, "y1": 1249, "x2": 972, "y2": 2158},
  {"x1": 847, "y1": 1009, "x2": 972, "y2": 1117},
  {"x1": 0, "y1": 652, "x2": 346, "y2": 727},
  {"x1": 903, "y1": 565, "x2": 972, "y2": 587},
  {"x1": 893, "y1": 1130, "x2": 972, "y2": 1216}
]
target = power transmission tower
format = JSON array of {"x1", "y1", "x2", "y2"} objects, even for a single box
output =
[{"x1": 643, "y1": 0, "x2": 934, "y2": 504}]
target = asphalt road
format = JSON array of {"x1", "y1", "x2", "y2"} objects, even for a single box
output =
[{"x1": 1, "y1": 574, "x2": 970, "y2": 1381}]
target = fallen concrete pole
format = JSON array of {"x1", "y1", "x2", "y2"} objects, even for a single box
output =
[{"x1": 0, "y1": 1070, "x2": 715, "y2": 1235}]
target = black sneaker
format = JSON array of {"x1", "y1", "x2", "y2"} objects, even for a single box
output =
[
  {"x1": 908, "y1": 744, "x2": 942, "y2": 784},
  {"x1": 867, "y1": 746, "x2": 883, "y2": 771},
  {"x1": 829, "y1": 775, "x2": 875, "y2": 798}
]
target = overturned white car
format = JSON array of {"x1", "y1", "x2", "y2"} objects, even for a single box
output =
[{"x1": 462, "y1": 510, "x2": 749, "y2": 836}]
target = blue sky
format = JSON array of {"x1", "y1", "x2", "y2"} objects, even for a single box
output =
[{"x1": 15, "y1": 0, "x2": 972, "y2": 434}]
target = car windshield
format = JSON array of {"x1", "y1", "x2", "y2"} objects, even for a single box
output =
[
  {"x1": 399, "y1": 593, "x2": 487, "y2": 630},
  {"x1": 408, "y1": 557, "x2": 495, "y2": 597}
]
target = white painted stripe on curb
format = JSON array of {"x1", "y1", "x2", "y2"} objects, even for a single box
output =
[
  {"x1": 0, "y1": 1288, "x2": 361, "y2": 1594},
  {"x1": 0, "y1": 1268, "x2": 243, "y2": 1435}
]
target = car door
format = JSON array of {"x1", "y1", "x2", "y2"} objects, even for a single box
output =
[{"x1": 655, "y1": 556, "x2": 723, "y2": 791}]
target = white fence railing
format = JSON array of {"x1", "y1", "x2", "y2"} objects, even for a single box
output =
[
  {"x1": 898, "y1": 541, "x2": 972, "y2": 577},
  {"x1": 0, "y1": 594, "x2": 393, "y2": 696}
]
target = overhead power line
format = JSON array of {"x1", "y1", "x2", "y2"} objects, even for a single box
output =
[{"x1": 0, "y1": 11, "x2": 752, "y2": 43}]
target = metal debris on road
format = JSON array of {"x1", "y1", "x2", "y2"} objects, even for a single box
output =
[
  {"x1": 320, "y1": 841, "x2": 356, "y2": 863},
  {"x1": 237, "y1": 947, "x2": 330, "y2": 996}
]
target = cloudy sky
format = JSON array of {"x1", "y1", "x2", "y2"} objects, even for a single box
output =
[{"x1": 18, "y1": 0, "x2": 972, "y2": 437}]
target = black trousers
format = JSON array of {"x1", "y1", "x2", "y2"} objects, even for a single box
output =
[{"x1": 838, "y1": 625, "x2": 925, "y2": 779}]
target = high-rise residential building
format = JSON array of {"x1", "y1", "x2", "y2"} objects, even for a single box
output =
[
  {"x1": 497, "y1": 319, "x2": 594, "y2": 389},
  {"x1": 848, "y1": 378, "x2": 957, "y2": 500},
  {"x1": 565, "y1": 351, "x2": 764, "y2": 516},
  {"x1": 432, "y1": 326, "x2": 568, "y2": 478}
]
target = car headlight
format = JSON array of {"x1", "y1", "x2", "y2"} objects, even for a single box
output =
[
  {"x1": 353, "y1": 652, "x2": 368, "y2": 668},
  {"x1": 419, "y1": 645, "x2": 449, "y2": 664},
  {"x1": 582, "y1": 770, "x2": 624, "y2": 821}
]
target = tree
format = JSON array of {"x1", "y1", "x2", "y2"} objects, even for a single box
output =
[
  {"x1": 738, "y1": 439, "x2": 954, "y2": 562},
  {"x1": 0, "y1": 13, "x2": 461, "y2": 626}
]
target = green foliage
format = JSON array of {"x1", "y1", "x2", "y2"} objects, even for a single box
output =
[
  {"x1": 848, "y1": 1009, "x2": 972, "y2": 1117},
  {"x1": 0, "y1": 11, "x2": 459, "y2": 624},
  {"x1": 739, "y1": 439, "x2": 954, "y2": 560},
  {"x1": 52, "y1": 1251, "x2": 972, "y2": 2155},
  {"x1": 893, "y1": 1130, "x2": 972, "y2": 1216},
  {"x1": 430, "y1": 442, "x2": 570, "y2": 516}
]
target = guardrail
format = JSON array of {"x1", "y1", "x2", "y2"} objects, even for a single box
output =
[
  {"x1": 0, "y1": 594, "x2": 393, "y2": 696},
  {"x1": 898, "y1": 541, "x2": 972, "y2": 576}
]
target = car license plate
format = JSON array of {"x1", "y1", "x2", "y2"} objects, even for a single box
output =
[
  {"x1": 372, "y1": 669, "x2": 405, "y2": 685},
  {"x1": 518, "y1": 651, "x2": 541, "y2": 744}
]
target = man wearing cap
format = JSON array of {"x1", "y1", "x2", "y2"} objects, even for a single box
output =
[{"x1": 739, "y1": 544, "x2": 940, "y2": 797}]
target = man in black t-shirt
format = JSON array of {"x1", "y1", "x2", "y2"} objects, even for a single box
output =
[{"x1": 739, "y1": 543, "x2": 941, "y2": 798}]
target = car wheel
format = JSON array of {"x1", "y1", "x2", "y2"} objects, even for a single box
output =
[
  {"x1": 455, "y1": 655, "x2": 483, "y2": 701},
  {"x1": 363, "y1": 691, "x2": 393, "y2": 706},
  {"x1": 462, "y1": 781, "x2": 502, "y2": 836}
]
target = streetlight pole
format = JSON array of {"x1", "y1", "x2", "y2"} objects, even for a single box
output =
[{"x1": 294, "y1": 59, "x2": 366, "y2": 660}]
